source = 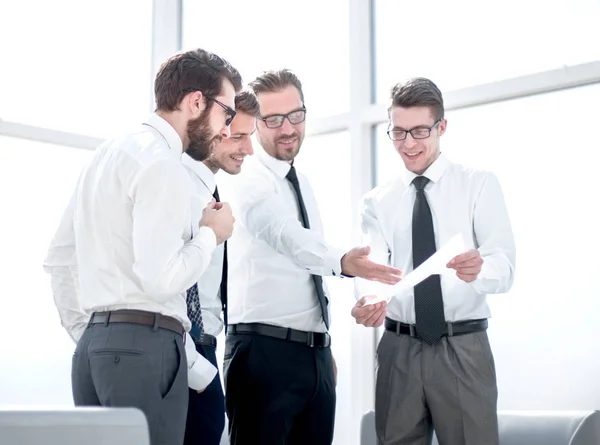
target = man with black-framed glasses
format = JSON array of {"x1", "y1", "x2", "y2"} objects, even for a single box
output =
[
  {"x1": 44, "y1": 48, "x2": 242, "y2": 445},
  {"x1": 222, "y1": 69, "x2": 403, "y2": 445},
  {"x1": 352, "y1": 77, "x2": 516, "y2": 445}
]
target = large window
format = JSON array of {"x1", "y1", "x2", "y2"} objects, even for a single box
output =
[
  {"x1": 374, "y1": 0, "x2": 600, "y2": 101},
  {"x1": 0, "y1": 0, "x2": 153, "y2": 138},
  {"x1": 182, "y1": 0, "x2": 350, "y2": 119},
  {"x1": 374, "y1": 84, "x2": 600, "y2": 409},
  {"x1": 0, "y1": 136, "x2": 93, "y2": 404},
  {"x1": 295, "y1": 131, "x2": 355, "y2": 445}
]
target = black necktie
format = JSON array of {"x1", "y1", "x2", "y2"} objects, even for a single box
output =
[
  {"x1": 412, "y1": 176, "x2": 446, "y2": 345},
  {"x1": 285, "y1": 166, "x2": 330, "y2": 330},
  {"x1": 213, "y1": 186, "x2": 229, "y2": 334}
]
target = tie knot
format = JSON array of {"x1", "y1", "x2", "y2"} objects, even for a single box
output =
[
  {"x1": 212, "y1": 186, "x2": 220, "y2": 202},
  {"x1": 412, "y1": 176, "x2": 430, "y2": 191},
  {"x1": 286, "y1": 166, "x2": 299, "y2": 184}
]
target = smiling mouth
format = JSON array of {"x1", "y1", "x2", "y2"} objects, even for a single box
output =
[
  {"x1": 230, "y1": 155, "x2": 244, "y2": 162},
  {"x1": 404, "y1": 151, "x2": 421, "y2": 157}
]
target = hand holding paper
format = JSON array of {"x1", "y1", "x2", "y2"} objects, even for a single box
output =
[
  {"x1": 364, "y1": 233, "x2": 469, "y2": 305},
  {"x1": 446, "y1": 248, "x2": 483, "y2": 283},
  {"x1": 351, "y1": 295, "x2": 387, "y2": 327}
]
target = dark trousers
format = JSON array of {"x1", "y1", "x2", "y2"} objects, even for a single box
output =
[
  {"x1": 72, "y1": 322, "x2": 189, "y2": 445},
  {"x1": 184, "y1": 343, "x2": 225, "y2": 445},
  {"x1": 224, "y1": 333, "x2": 336, "y2": 445},
  {"x1": 375, "y1": 329, "x2": 499, "y2": 445}
]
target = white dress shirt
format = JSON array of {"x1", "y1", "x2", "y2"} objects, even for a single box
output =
[
  {"x1": 182, "y1": 154, "x2": 225, "y2": 337},
  {"x1": 43, "y1": 113, "x2": 218, "y2": 391},
  {"x1": 226, "y1": 148, "x2": 345, "y2": 333},
  {"x1": 355, "y1": 154, "x2": 516, "y2": 324}
]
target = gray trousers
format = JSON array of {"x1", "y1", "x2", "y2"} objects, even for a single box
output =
[
  {"x1": 375, "y1": 329, "x2": 499, "y2": 445},
  {"x1": 72, "y1": 322, "x2": 188, "y2": 445}
]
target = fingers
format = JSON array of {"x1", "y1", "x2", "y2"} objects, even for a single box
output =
[
  {"x1": 367, "y1": 264, "x2": 403, "y2": 285},
  {"x1": 352, "y1": 300, "x2": 386, "y2": 326},
  {"x1": 362, "y1": 306, "x2": 386, "y2": 327},
  {"x1": 453, "y1": 265, "x2": 481, "y2": 275},
  {"x1": 447, "y1": 249, "x2": 480, "y2": 268},
  {"x1": 204, "y1": 198, "x2": 217, "y2": 210},
  {"x1": 456, "y1": 272, "x2": 478, "y2": 283},
  {"x1": 373, "y1": 310, "x2": 386, "y2": 327}
]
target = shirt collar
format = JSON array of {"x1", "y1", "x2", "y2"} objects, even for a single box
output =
[
  {"x1": 181, "y1": 154, "x2": 216, "y2": 194},
  {"x1": 402, "y1": 152, "x2": 450, "y2": 186},
  {"x1": 143, "y1": 113, "x2": 184, "y2": 156},
  {"x1": 256, "y1": 147, "x2": 292, "y2": 179}
]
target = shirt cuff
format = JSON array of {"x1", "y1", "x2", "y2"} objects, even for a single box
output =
[
  {"x1": 324, "y1": 247, "x2": 345, "y2": 277},
  {"x1": 193, "y1": 226, "x2": 217, "y2": 250},
  {"x1": 69, "y1": 322, "x2": 88, "y2": 344},
  {"x1": 184, "y1": 333, "x2": 218, "y2": 391}
]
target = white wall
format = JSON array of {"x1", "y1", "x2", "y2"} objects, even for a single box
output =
[{"x1": 0, "y1": 136, "x2": 92, "y2": 405}]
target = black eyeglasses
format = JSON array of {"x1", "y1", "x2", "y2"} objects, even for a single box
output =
[
  {"x1": 387, "y1": 119, "x2": 441, "y2": 141},
  {"x1": 259, "y1": 107, "x2": 307, "y2": 129},
  {"x1": 182, "y1": 89, "x2": 236, "y2": 126}
]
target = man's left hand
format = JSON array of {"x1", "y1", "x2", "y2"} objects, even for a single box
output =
[{"x1": 447, "y1": 249, "x2": 483, "y2": 283}]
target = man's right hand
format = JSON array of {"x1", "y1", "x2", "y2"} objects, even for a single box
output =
[
  {"x1": 341, "y1": 246, "x2": 402, "y2": 285},
  {"x1": 351, "y1": 295, "x2": 387, "y2": 327},
  {"x1": 199, "y1": 199, "x2": 235, "y2": 245}
]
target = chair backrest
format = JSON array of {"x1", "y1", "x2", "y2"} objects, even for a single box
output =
[
  {"x1": 361, "y1": 410, "x2": 600, "y2": 445},
  {"x1": 0, "y1": 407, "x2": 150, "y2": 445},
  {"x1": 497, "y1": 410, "x2": 600, "y2": 445}
]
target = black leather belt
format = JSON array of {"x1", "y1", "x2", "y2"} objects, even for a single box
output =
[
  {"x1": 193, "y1": 333, "x2": 217, "y2": 348},
  {"x1": 228, "y1": 323, "x2": 331, "y2": 348},
  {"x1": 88, "y1": 310, "x2": 185, "y2": 336},
  {"x1": 384, "y1": 317, "x2": 487, "y2": 338}
]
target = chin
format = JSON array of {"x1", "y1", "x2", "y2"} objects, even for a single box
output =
[{"x1": 223, "y1": 166, "x2": 242, "y2": 175}]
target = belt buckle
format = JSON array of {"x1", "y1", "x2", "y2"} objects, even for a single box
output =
[
  {"x1": 408, "y1": 324, "x2": 416, "y2": 337},
  {"x1": 306, "y1": 332, "x2": 315, "y2": 348}
]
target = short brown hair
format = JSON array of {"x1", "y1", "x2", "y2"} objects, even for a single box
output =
[
  {"x1": 248, "y1": 69, "x2": 305, "y2": 104},
  {"x1": 389, "y1": 77, "x2": 444, "y2": 121},
  {"x1": 154, "y1": 48, "x2": 242, "y2": 112},
  {"x1": 234, "y1": 89, "x2": 260, "y2": 117}
]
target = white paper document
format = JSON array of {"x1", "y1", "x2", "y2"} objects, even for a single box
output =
[{"x1": 364, "y1": 233, "x2": 467, "y2": 305}]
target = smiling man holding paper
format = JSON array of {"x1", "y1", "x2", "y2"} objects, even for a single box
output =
[{"x1": 352, "y1": 78, "x2": 516, "y2": 445}]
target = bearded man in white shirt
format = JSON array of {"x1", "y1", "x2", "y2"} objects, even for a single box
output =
[
  {"x1": 352, "y1": 77, "x2": 516, "y2": 445},
  {"x1": 43, "y1": 48, "x2": 242, "y2": 445},
  {"x1": 181, "y1": 89, "x2": 259, "y2": 445},
  {"x1": 223, "y1": 69, "x2": 404, "y2": 445}
]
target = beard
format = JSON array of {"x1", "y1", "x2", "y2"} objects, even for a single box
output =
[
  {"x1": 272, "y1": 131, "x2": 304, "y2": 162},
  {"x1": 186, "y1": 108, "x2": 221, "y2": 162}
]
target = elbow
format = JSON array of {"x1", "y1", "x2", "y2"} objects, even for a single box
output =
[{"x1": 133, "y1": 266, "x2": 181, "y2": 303}]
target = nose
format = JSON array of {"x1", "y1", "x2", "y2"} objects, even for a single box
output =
[
  {"x1": 279, "y1": 117, "x2": 295, "y2": 134},
  {"x1": 403, "y1": 133, "x2": 417, "y2": 149},
  {"x1": 241, "y1": 139, "x2": 254, "y2": 156},
  {"x1": 220, "y1": 124, "x2": 231, "y2": 139}
]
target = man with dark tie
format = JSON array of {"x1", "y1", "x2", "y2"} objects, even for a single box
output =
[
  {"x1": 352, "y1": 77, "x2": 516, "y2": 445},
  {"x1": 223, "y1": 69, "x2": 404, "y2": 445},
  {"x1": 181, "y1": 89, "x2": 259, "y2": 445}
]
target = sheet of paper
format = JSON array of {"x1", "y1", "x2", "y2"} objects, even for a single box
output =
[{"x1": 363, "y1": 233, "x2": 467, "y2": 305}]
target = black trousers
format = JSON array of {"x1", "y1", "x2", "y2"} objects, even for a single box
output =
[
  {"x1": 224, "y1": 333, "x2": 336, "y2": 445},
  {"x1": 184, "y1": 343, "x2": 226, "y2": 445}
]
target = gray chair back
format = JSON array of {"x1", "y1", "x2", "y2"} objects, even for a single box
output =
[
  {"x1": 361, "y1": 409, "x2": 600, "y2": 445},
  {"x1": 0, "y1": 407, "x2": 150, "y2": 445}
]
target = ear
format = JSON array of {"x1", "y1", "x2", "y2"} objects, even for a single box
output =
[
  {"x1": 183, "y1": 90, "x2": 206, "y2": 119},
  {"x1": 438, "y1": 118, "x2": 447, "y2": 137}
]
